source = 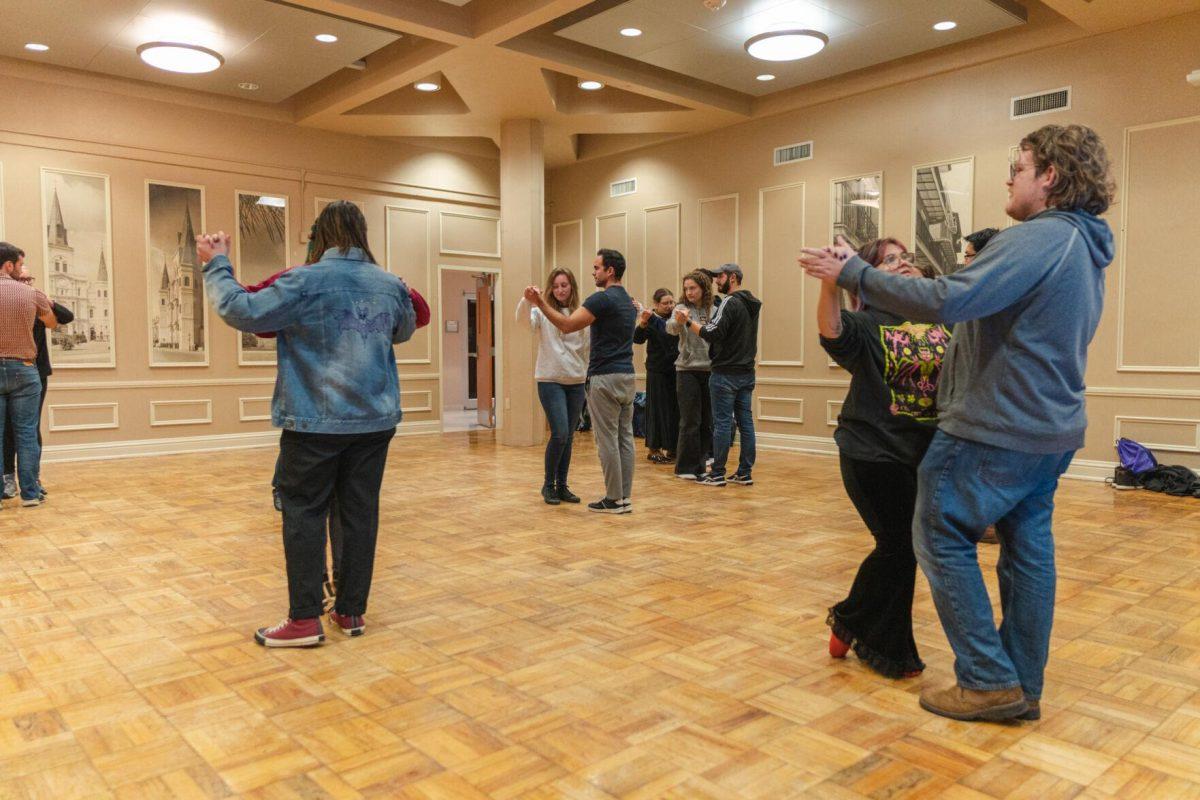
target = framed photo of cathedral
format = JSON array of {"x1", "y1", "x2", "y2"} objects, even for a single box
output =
[
  {"x1": 41, "y1": 167, "x2": 116, "y2": 368},
  {"x1": 235, "y1": 190, "x2": 290, "y2": 366},
  {"x1": 146, "y1": 181, "x2": 208, "y2": 367}
]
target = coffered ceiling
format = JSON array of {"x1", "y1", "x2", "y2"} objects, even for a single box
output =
[{"x1": 5, "y1": 0, "x2": 1200, "y2": 167}]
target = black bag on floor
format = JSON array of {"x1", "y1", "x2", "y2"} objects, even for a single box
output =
[
  {"x1": 1139, "y1": 465, "x2": 1200, "y2": 498},
  {"x1": 632, "y1": 391, "x2": 646, "y2": 438}
]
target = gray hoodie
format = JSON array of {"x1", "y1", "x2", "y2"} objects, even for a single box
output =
[
  {"x1": 666, "y1": 302, "x2": 715, "y2": 371},
  {"x1": 836, "y1": 209, "x2": 1114, "y2": 454}
]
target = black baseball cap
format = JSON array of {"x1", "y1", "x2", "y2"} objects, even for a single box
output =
[{"x1": 702, "y1": 263, "x2": 743, "y2": 281}]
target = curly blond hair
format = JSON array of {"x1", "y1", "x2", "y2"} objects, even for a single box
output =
[{"x1": 1020, "y1": 124, "x2": 1116, "y2": 216}]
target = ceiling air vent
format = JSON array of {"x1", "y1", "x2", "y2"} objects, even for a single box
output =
[
  {"x1": 610, "y1": 178, "x2": 637, "y2": 197},
  {"x1": 773, "y1": 141, "x2": 813, "y2": 166},
  {"x1": 1011, "y1": 87, "x2": 1071, "y2": 120}
]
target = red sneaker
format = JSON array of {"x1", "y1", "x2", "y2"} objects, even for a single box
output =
[
  {"x1": 254, "y1": 617, "x2": 324, "y2": 647},
  {"x1": 329, "y1": 611, "x2": 365, "y2": 637},
  {"x1": 829, "y1": 631, "x2": 851, "y2": 659}
]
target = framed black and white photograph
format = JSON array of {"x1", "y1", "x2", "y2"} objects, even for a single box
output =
[
  {"x1": 912, "y1": 156, "x2": 974, "y2": 276},
  {"x1": 235, "y1": 190, "x2": 290, "y2": 365},
  {"x1": 831, "y1": 172, "x2": 882, "y2": 250},
  {"x1": 42, "y1": 167, "x2": 116, "y2": 368},
  {"x1": 147, "y1": 181, "x2": 208, "y2": 367}
]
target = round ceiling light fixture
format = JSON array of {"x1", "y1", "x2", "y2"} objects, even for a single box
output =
[
  {"x1": 315, "y1": 33, "x2": 339, "y2": 43},
  {"x1": 25, "y1": 42, "x2": 50, "y2": 52},
  {"x1": 619, "y1": 27, "x2": 642, "y2": 37},
  {"x1": 756, "y1": 73, "x2": 776, "y2": 81},
  {"x1": 238, "y1": 82, "x2": 260, "y2": 91},
  {"x1": 933, "y1": 20, "x2": 957, "y2": 31},
  {"x1": 744, "y1": 29, "x2": 828, "y2": 61},
  {"x1": 578, "y1": 79, "x2": 604, "y2": 91},
  {"x1": 137, "y1": 42, "x2": 224, "y2": 74},
  {"x1": 414, "y1": 80, "x2": 440, "y2": 92}
]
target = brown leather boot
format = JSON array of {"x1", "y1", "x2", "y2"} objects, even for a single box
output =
[{"x1": 919, "y1": 684, "x2": 1028, "y2": 721}]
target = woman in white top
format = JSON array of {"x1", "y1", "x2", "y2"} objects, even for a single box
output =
[{"x1": 516, "y1": 267, "x2": 590, "y2": 505}]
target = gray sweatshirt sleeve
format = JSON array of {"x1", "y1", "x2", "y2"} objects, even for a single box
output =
[{"x1": 835, "y1": 222, "x2": 1075, "y2": 325}]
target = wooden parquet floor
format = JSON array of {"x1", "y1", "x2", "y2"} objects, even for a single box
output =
[{"x1": 3, "y1": 432, "x2": 1200, "y2": 799}]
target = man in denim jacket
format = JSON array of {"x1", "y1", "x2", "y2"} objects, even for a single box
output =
[{"x1": 199, "y1": 201, "x2": 415, "y2": 647}]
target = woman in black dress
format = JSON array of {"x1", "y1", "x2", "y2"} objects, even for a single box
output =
[
  {"x1": 634, "y1": 288, "x2": 680, "y2": 464},
  {"x1": 819, "y1": 236, "x2": 950, "y2": 679}
]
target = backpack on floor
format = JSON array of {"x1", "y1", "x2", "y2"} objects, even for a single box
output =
[
  {"x1": 577, "y1": 400, "x2": 591, "y2": 432},
  {"x1": 1117, "y1": 437, "x2": 1157, "y2": 475},
  {"x1": 632, "y1": 391, "x2": 647, "y2": 438}
]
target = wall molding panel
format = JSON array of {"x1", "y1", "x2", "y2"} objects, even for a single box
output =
[
  {"x1": 757, "y1": 396, "x2": 805, "y2": 424},
  {"x1": 757, "y1": 182, "x2": 806, "y2": 368},
  {"x1": 238, "y1": 396, "x2": 273, "y2": 423},
  {"x1": 149, "y1": 399, "x2": 213, "y2": 427},
  {"x1": 48, "y1": 402, "x2": 120, "y2": 432}
]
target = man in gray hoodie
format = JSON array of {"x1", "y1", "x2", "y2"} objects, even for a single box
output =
[{"x1": 800, "y1": 124, "x2": 1116, "y2": 723}]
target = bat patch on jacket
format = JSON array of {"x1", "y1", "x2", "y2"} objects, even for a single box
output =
[{"x1": 338, "y1": 303, "x2": 392, "y2": 341}]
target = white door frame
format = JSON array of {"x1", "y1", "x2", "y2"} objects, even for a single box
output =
[{"x1": 437, "y1": 264, "x2": 504, "y2": 432}]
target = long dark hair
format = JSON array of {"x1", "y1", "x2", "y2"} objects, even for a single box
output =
[
  {"x1": 310, "y1": 201, "x2": 377, "y2": 265},
  {"x1": 680, "y1": 269, "x2": 714, "y2": 312}
]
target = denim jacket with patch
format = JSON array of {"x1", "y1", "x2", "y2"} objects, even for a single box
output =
[{"x1": 204, "y1": 247, "x2": 416, "y2": 434}]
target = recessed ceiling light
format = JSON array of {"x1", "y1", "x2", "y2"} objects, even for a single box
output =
[
  {"x1": 620, "y1": 27, "x2": 642, "y2": 37},
  {"x1": 238, "y1": 82, "x2": 259, "y2": 91},
  {"x1": 415, "y1": 81, "x2": 440, "y2": 92},
  {"x1": 744, "y1": 30, "x2": 828, "y2": 62},
  {"x1": 315, "y1": 33, "x2": 338, "y2": 43},
  {"x1": 933, "y1": 21, "x2": 957, "y2": 31},
  {"x1": 578, "y1": 79, "x2": 604, "y2": 91},
  {"x1": 137, "y1": 42, "x2": 224, "y2": 74},
  {"x1": 24, "y1": 42, "x2": 50, "y2": 52},
  {"x1": 756, "y1": 74, "x2": 775, "y2": 81}
]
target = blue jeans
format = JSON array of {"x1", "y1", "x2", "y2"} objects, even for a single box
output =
[
  {"x1": 914, "y1": 431, "x2": 1074, "y2": 699},
  {"x1": 0, "y1": 361, "x2": 43, "y2": 502},
  {"x1": 710, "y1": 371, "x2": 755, "y2": 477},
  {"x1": 537, "y1": 381, "x2": 586, "y2": 487}
]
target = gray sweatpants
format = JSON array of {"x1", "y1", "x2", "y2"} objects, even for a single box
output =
[{"x1": 587, "y1": 373, "x2": 635, "y2": 501}]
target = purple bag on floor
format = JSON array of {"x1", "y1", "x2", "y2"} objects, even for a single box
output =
[{"x1": 1117, "y1": 437, "x2": 1157, "y2": 475}]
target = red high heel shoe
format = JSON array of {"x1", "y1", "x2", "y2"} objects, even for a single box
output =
[{"x1": 829, "y1": 632, "x2": 851, "y2": 659}]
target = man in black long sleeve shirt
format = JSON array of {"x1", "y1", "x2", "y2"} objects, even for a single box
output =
[{"x1": 3, "y1": 260, "x2": 72, "y2": 500}]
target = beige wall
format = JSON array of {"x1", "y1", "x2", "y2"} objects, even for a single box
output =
[
  {"x1": 546, "y1": 11, "x2": 1200, "y2": 477},
  {"x1": 0, "y1": 66, "x2": 500, "y2": 460}
]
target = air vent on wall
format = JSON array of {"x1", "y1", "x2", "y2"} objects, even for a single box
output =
[
  {"x1": 773, "y1": 141, "x2": 813, "y2": 166},
  {"x1": 610, "y1": 178, "x2": 637, "y2": 197},
  {"x1": 1011, "y1": 87, "x2": 1071, "y2": 120}
]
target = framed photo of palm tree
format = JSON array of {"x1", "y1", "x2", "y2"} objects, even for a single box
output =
[{"x1": 234, "y1": 190, "x2": 290, "y2": 366}]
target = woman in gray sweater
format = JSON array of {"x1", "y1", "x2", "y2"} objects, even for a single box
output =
[{"x1": 666, "y1": 270, "x2": 719, "y2": 480}]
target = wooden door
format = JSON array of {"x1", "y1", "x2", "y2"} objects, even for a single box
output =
[{"x1": 474, "y1": 275, "x2": 495, "y2": 428}]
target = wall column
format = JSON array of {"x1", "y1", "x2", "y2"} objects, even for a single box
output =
[{"x1": 499, "y1": 119, "x2": 545, "y2": 447}]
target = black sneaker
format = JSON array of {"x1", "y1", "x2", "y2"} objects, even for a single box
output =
[
  {"x1": 273, "y1": 487, "x2": 283, "y2": 512},
  {"x1": 1108, "y1": 466, "x2": 1141, "y2": 491},
  {"x1": 729, "y1": 474, "x2": 754, "y2": 486},
  {"x1": 556, "y1": 485, "x2": 581, "y2": 504},
  {"x1": 587, "y1": 498, "x2": 625, "y2": 513},
  {"x1": 696, "y1": 473, "x2": 727, "y2": 487},
  {"x1": 542, "y1": 485, "x2": 561, "y2": 505}
]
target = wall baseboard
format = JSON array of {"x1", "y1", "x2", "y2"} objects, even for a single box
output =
[
  {"x1": 754, "y1": 433, "x2": 1170, "y2": 483},
  {"x1": 42, "y1": 421, "x2": 443, "y2": 464}
]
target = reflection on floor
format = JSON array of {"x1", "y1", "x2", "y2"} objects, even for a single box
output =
[
  {"x1": 442, "y1": 408, "x2": 490, "y2": 433},
  {"x1": 2, "y1": 432, "x2": 1199, "y2": 798}
]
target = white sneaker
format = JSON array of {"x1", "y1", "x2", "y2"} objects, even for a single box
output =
[
  {"x1": 22, "y1": 497, "x2": 43, "y2": 508},
  {"x1": 1, "y1": 474, "x2": 15, "y2": 500},
  {"x1": 675, "y1": 473, "x2": 698, "y2": 481},
  {"x1": 620, "y1": 497, "x2": 632, "y2": 514}
]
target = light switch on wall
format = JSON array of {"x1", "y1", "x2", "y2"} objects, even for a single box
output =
[{"x1": 445, "y1": 320, "x2": 459, "y2": 333}]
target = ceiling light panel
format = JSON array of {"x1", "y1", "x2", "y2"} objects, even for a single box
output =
[
  {"x1": 25, "y1": 42, "x2": 50, "y2": 52},
  {"x1": 578, "y1": 79, "x2": 604, "y2": 90},
  {"x1": 745, "y1": 30, "x2": 828, "y2": 61},
  {"x1": 138, "y1": 42, "x2": 224, "y2": 73},
  {"x1": 619, "y1": 27, "x2": 642, "y2": 37}
]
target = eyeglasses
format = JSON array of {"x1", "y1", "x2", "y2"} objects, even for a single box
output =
[{"x1": 880, "y1": 252, "x2": 915, "y2": 266}]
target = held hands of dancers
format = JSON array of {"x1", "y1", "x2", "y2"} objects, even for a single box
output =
[
  {"x1": 195, "y1": 231, "x2": 232, "y2": 265},
  {"x1": 798, "y1": 234, "x2": 856, "y2": 284},
  {"x1": 522, "y1": 285, "x2": 543, "y2": 305},
  {"x1": 673, "y1": 306, "x2": 690, "y2": 325}
]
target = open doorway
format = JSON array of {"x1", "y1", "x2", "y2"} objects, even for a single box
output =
[{"x1": 439, "y1": 267, "x2": 499, "y2": 432}]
